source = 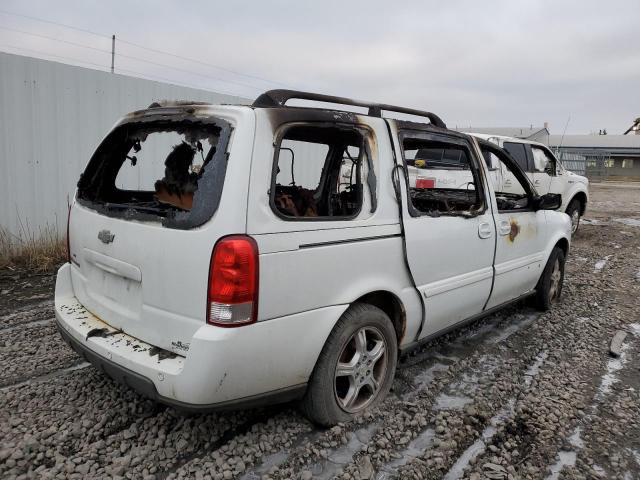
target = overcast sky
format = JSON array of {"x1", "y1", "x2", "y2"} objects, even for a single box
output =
[{"x1": 1, "y1": 0, "x2": 638, "y2": 134}]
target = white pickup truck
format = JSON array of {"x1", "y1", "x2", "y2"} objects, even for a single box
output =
[
  {"x1": 55, "y1": 90, "x2": 571, "y2": 426},
  {"x1": 408, "y1": 134, "x2": 589, "y2": 233}
]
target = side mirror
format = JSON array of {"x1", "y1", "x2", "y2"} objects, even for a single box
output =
[{"x1": 535, "y1": 193, "x2": 562, "y2": 210}]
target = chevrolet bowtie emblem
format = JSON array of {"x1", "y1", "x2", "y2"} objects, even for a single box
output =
[{"x1": 98, "y1": 230, "x2": 115, "y2": 244}]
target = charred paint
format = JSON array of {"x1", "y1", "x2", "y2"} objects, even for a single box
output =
[
  {"x1": 148, "y1": 346, "x2": 178, "y2": 361},
  {"x1": 509, "y1": 219, "x2": 521, "y2": 242}
]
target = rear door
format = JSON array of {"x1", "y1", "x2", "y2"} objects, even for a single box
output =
[
  {"x1": 69, "y1": 106, "x2": 255, "y2": 354},
  {"x1": 389, "y1": 122, "x2": 496, "y2": 339}
]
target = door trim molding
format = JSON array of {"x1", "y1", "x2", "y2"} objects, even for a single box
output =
[
  {"x1": 494, "y1": 252, "x2": 543, "y2": 276},
  {"x1": 423, "y1": 266, "x2": 494, "y2": 298}
]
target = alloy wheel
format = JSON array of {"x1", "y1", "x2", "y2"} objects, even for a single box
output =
[
  {"x1": 334, "y1": 326, "x2": 388, "y2": 413},
  {"x1": 549, "y1": 258, "x2": 562, "y2": 301}
]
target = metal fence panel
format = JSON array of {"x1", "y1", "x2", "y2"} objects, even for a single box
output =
[{"x1": 553, "y1": 149, "x2": 610, "y2": 182}]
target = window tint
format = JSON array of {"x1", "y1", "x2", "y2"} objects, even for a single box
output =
[
  {"x1": 503, "y1": 142, "x2": 528, "y2": 171},
  {"x1": 402, "y1": 136, "x2": 484, "y2": 216},
  {"x1": 272, "y1": 125, "x2": 366, "y2": 219},
  {"x1": 531, "y1": 146, "x2": 555, "y2": 173}
]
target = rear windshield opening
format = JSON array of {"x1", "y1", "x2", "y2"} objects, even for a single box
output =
[{"x1": 77, "y1": 117, "x2": 231, "y2": 229}]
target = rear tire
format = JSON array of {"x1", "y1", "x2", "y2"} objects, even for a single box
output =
[
  {"x1": 301, "y1": 303, "x2": 397, "y2": 427},
  {"x1": 534, "y1": 246, "x2": 565, "y2": 311},
  {"x1": 566, "y1": 200, "x2": 581, "y2": 235}
]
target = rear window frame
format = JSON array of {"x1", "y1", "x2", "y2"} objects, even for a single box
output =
[
  {"x1": 398, "y1": 129, "x2": 489, "y2": 218},
  {"x1": 76, "y1": 112, "x2": 233, "y2": 230},
  {"x1": 268, "y1": 121, "x2": 376, "y2": 222}
]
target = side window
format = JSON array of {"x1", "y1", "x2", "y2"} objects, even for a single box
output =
[
  {"x1": 503, "y1": 142, "x2": 529, "y2": 172},
  {"x1": 401, "y1": 134, "x2": 485, "y2": 216},
  {"x1": 481, "y1": 146, "x2": 532, "y2": 212},
  {"x1": 482, "y1": 150, "x2": 500, "y2": 171},
  {"x1": 531, "y1": 146, "x2": 556, "y2": 174},
  {"x1": 271, "y1": 125, "x2": 366, "y2": 219}
]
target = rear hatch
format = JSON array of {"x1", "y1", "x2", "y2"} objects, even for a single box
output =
[{"x1": 69, "y1": 104, "x2": 243, "y2": 355}]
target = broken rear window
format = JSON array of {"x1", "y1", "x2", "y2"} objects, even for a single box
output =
[{"x1": 77, "y1": 116, "x2": 231, "y2": 229}]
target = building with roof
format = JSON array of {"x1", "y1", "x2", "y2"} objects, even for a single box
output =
[
  {"x1": 548, "y1": 134, "x2": 640, "y2": 180},
  {"x1": 456, "y1": 125, "x2": 550, "y2": 143}
]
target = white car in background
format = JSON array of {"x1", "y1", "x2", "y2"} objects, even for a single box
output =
[{"x1": 408, "y1": 134, "x2": 589, "y2": 233}]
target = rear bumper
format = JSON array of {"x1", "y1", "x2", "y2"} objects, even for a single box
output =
[
  {"x1": 55, "y1": 319, "x2": 304, "y2": 412},
  {"x1": 55, "y1": 263, "x2": 342, "y2": 411}
]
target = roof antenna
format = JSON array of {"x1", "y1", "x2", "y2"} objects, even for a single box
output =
[{"x1": 558, "y1": 116, "x2": 571, "y2": 149}]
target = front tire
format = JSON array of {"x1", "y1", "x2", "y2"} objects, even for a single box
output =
[
  {"x1": 534, "y1": 246, "x2": 565, "y2": 311},
  {"x1": 301, "y1": 303, "x2": 397, "y2": 426},
  {"x1": 566, "y1": 200, "x2": 581, "y2": 235}
]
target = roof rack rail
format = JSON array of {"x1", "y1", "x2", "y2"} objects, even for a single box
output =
[
  {"x1": 252, "y1": 89, "x2": 447, "y2": 129},
  {"x1": 147, "y1": 100, "x2": 211, "y2": 109}
]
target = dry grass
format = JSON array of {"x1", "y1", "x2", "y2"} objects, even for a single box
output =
[{"x1": 0, "y1": 223, "x2": 67, "y2": 273}]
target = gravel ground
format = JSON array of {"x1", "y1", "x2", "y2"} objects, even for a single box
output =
[{"x1": 1, "y1": 183, "x2": 639, "y2": 480}]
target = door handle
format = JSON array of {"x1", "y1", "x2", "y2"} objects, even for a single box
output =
[
  {"x1": 498, "y1": 220, "x2": 511, "y2": 236},
  {"x1": 478, "y1": 222, "x2": 493, "y2": 239},
  {"x1": 534, "y1": 179, "x2": 541, "y2": 185}
]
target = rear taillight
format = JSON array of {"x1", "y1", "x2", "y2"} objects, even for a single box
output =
[{"x1": 207, "y1": 235, "x2": 259, "y2": 327}]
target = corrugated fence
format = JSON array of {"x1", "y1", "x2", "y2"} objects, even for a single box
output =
[{"x1": 0, "y1": 52, "x2": 249, "y2": 239}]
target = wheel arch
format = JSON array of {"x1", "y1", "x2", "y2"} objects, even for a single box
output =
[
  {"x1": 554, "y1": 237, "x2": 569, "y2": 257},
  {"x1": 567, "y1": 190, "x2": 588, "y2": 215},
  {"x1": 353, "y1": 290, "x2": 407, "y2": 348}
]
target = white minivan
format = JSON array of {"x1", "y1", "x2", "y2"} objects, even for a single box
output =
[
  {"x1": 55, "y1": 90, "x2": 571, "y2": 426},
  {"x1": 408, "y1": 134, "x2": 589, "y2": 234}
]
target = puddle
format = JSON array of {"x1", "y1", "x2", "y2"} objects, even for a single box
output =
[
  {"x1": 486, "y1": 313, "x2": 538, "y2": 344},
  {"x1": 413, "y1": 361, "x2": 450, "y2": 385},
  {"x1": 442, "y1": 350, "x2": 548, "y2": 480},
  {"x1": 568, "y1": 427, "x2": 584, "y2": 449},
  {"x1": 597, "y1": 342, "x2": 629, "y2": 397},
  {"x1": 594, "y1": 255, "x2": 612, "y2": 273},
  {"x1": 443, "y1": 400, "x2": 515, "y2": 480},
  {"x1": 375, "y1": 428, "x2": 436, "y2": 478},
  {"x1": 524, "y1": 351, "x2": 548, "y2": 387},
  {"x1": 240, "y1": 451, "x2": 289, "y2": 480},
  {"x1": 613, "y1": 218, "x2": 640, "y2": 227},
  {"x1": 307, "y1": 423, "x2": 378, "y2": 479},
  {"x1": 434, "y1": 393, "x2": 472, "y2": 411},
  {"x1": 544, "y1": 425, "x2": 585, "y2": 479},
  {"x1": 581, "y1": 218, "x2": 607, "y2": 226},
  {"x1": 546, "y1": 451, "x2": 577, "y2": 480}
]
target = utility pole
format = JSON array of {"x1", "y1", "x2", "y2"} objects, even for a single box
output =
[{"x1": 111, "y1": 35, "x2": 115, "y2": 73}]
